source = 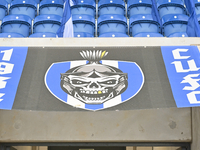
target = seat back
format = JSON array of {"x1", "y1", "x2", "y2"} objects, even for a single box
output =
[
  {"x1": 71, "y1": 0, "x2": 96, "y2": 17},
  {"x1": 29, "y1": 32, "x2": 57, "y2": 37},
  {"x1": 197, "y1": 14, "x2": 200, "y2": 25},
  {"x1": 35, "y1": 0, "x2": 41, "y2": 4},
  {"x1": 98, "y1": 0, "x2": 125, "y2": 16},
  {"x1": 99, "y1": 32, "x2": 129, "y2": 37},
  {"x1": 9, "y1": 0, "x2": 37, "y2": 20},
  {"x1": 39, "y1": 0, "x2": 64, "y2": 17},
  {"x1": 157, "y1": 0, "x2": 187, "y2": 18},
  {"x1": 168, "y1": 32, "x2": 188, "y2": 37},
  {"x1": 72, "y1": 14, "x2": 95, "y2": 35},
  {"x1": 0, "y1": 0, "x2": 8, "y2": 20},
  {"x1": 74, "y1": 32, "x2": 94, "y2": 37},
  {"x1": 97, "y1": 14, "x2": 127, "y2": 36},
  {"x1": 0, "y1": 32, "x2": 24, "y2": 38},
  {"x1": 162, "y1": 14, "x2": 189, "y2": 36},
  {"x1": 33, "y1": 14, "x2": 62, "y2": 33},
  {"x1": 127, "y1": 0, "x2": 152, "y2": 18},
  {"x1": 194, "y1": 0, "x2": 200, "y2": 15},
  {"x1": 5, "y1": 0, "x2": 12, "y2": 4},
  {"x1": 129, "y1": 14, "x2": 160, "y2": 36},
  {"x1": 1, "y1": 14, "x2": 32, "y2": 37},
  {"x1": 133, "y1": 32, "x2": 164, "y2": 37}
]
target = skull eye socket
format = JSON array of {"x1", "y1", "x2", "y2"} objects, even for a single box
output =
[
  {"x1": 100, "y1": 80, "x2": 117, "y2": 85},
  {"x1": 71, "y1": 80, "x2": 88, "y2": 85}
]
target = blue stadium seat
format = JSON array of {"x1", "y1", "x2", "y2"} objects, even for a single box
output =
[
  {"x1": 194, "y1": 0, "x2": 200, "y2": 15},
  {"x1": 33, "y1": 14, "x2": 62, "y2": 34},
  {"x1": 5, "y1": 0, "x2": 12, "y2": 4},
  {"x1": 129, "y1": 14, "x2": 161, "y2": 36},
  {"x1": 99, "y1": 32, "x2": 129, "y2": 37},
  {"x1": 1, "y1": 15, "x2": 32, "y2": 37},
  {"x1": 0, "y1": 32, "x2": 24, "y2": 38},
  {"x1": 97, "y1": 14, "x2": 128, "y2": 36},
  {"x1": 162, "y1": 14, "x2": 189, "y2": 37},
  {"x1": 74, "y1": 32, "x2": 94, "y2": 37},
  {"x1": 9, "y1": 0, "x2": 37, "y2": 20},
  {"x1": 127, "y1": 0, "x2": 152, "y2": 18},
  {"x1": 39, "y1": 0, "x2": 64, "y2": 17},
  {"x1": 157, "y1": 0, "x2": 187, "y2": 18},
  {"x1": 196, "y1": 14, "x2": 200, "y2": 31},
  {"x1": 98, "y1": 0, "x2": 125, "y2": 16},
  {"x1": 35, "y1": 0, "x2": 41, "y2": 4},
  {"x1": 0, "y1": 0, "x2": 8, "y2": 20},
  {"x1": 29, "y1": 32, "x2": 57, "y2": 37},
  {"x1": 72, "y1": 14, "x2": 95, "y2": 36},
  {"x1": 71, "y1": 0, "x2": 96, "y2": 17},
  {"x1": 133, "y1": 32, "x2": 164, "y2": 37},
  {"x1": 168, "y1": 32, "x2": 188, "y2": 37}
]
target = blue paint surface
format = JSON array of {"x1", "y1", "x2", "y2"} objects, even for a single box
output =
[
  {"x1": 0, "y1": 47, "x2": 28, "y2": 110},
  {"x1": 161, "y1": 46, "x2": 200, "y2": 107}
]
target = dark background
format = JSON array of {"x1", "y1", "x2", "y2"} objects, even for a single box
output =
[{"x1": 12, "y1": 47, "x2": 176, "y2": 111}]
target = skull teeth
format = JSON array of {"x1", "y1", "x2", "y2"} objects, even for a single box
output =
[
  {"x1": 86, "y1": 91, "x2": 90, "y2": 94},
  {"x1": 80, "y1": 89, "x2": 108, "y2": 94},
  {"x1": 83, "y1": 96, "x2": 106, "y2": 100}
]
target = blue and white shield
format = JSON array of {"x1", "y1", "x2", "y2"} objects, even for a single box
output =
[{"x1": 45, "y1": 60, "x2": 144, "y2": 111}]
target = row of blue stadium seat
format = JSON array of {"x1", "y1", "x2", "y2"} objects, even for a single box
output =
[
  {"x1": 71, "y1": 0, "x2": 190, "y2": 37},
  {"x1": 0, "y1": 14, "x2": 62, "y2": 37},
  {"x1": 0, "y1": 13, "x2": 195, "y2": 37},
  {"x1": 0, "y1": 32, "x2": 189, "y2": 38},
  {"x1": 1, "y1": 0, "x2": 199, "y2": 38},
  {"x1": 3, "y1": 0, "x2": 112, "y2": 4},
  {"x1": 3, "y1": 0, "x2": 200, "y2": 20},
  {"x1": 4, "y1": 0, "x2": 41, "y2": 4},
  {"x1": 0, "y1": 32, "x2": 128, "y2": 38},
  {"x1": 0, "y1": 0, "x2": 64, "y2": 20},
  {"x1": 0, "y1": 0, "x2": 188, "y2": 4}
]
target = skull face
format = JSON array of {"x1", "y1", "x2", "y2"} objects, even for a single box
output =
[{"x1": 60, "y1": 63, "x2": 128, "y2": 104}]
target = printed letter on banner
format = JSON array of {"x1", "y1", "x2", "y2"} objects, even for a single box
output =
[
  {"x1": 161, "y1": 46, "x2": 200, "y2": 107},
  {"x1": 0, "y1": 47, "x2": 28, "y2": 110}
]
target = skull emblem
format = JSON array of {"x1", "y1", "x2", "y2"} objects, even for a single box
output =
[{"x1": 60, "y1": 50, "x2": 128, "y2": 104}]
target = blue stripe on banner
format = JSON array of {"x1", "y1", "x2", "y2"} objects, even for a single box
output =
[
  {"x1": 85, "y1": 103, "x2": 104, "y2": 110},
  {"x1": 119, "y1": 61, "x2": 144, "y2": 102},
  {"x1": 0, "y1": 47, "x2": 28, "y2": 110},
  {"x1": 45, "y1": 61, "x2": 71, "y2": 103},
  {"x1": 161, "y1": 46, "x2": 200, "y2": 107}
]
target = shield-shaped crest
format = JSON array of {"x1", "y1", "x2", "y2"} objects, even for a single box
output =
[{"x1": 45, "y1": 50, "x2": 144, "y2": 111}]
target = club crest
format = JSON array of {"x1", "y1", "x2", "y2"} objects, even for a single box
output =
[{"x1": 45, "y1": 50, "x2": 144, "y2": 111}]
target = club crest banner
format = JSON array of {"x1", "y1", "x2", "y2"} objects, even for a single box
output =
[
  {"x1": 45, "y1": 56, "x2": 144, "y2": 111},
  {"x1": 0, "y1": 46, "x2": 200, "y2": 111}
]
